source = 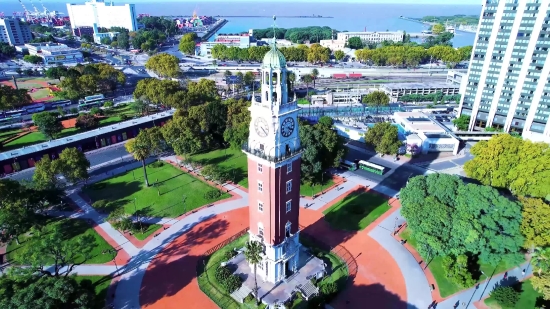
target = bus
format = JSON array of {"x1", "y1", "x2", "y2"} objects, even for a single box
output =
[
  {"x1": 340, "y1": 159, "x2": 358, "y2": 171},
  {"x1": 44, "y1": 100, "x2": 72, "y2": 110},
  {"x1": 22, "y1": 104, "x2": 45, "y2": 114},
  {"x1": 357, "y1": 160, "x2": 385, "y2": 175},
  {"x1": 0, "y1": 115, "x2": 23, "y2": 127},
  {"x1": 78, "y1": 94, "x2": 106, "y2": 111}
]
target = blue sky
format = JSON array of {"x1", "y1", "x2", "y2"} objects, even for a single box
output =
[{"x1": 45, "y1": 0, "x2": 481, "y2": 4}]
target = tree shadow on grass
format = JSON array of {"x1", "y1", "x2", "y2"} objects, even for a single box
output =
[
  {"x1": 323, "y1": 187, "x2": 389, "y2": 231},
  {"x1": 194, "y1": 153, "x2": 233, "y2": 166},
  {"x1": 84, "y1": 179, "x2": 143, "y2": 207}
]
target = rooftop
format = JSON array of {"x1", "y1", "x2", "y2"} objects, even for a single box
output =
[
  {"x1": 394, "y1": 111, "x2": 445, "y2": 132},
  {"x1": 382, "y1": 83, "x2": 459, "y2": 90},
  {"x1": 0, "y1": 110, "x2": 175, "y2": 161}
]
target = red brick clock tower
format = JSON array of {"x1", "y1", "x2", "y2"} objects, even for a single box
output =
[{"x1": 242, "y1": 37, "x2": 302, "y2": 284}]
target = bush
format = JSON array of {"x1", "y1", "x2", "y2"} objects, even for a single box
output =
[
  {"x1": 151, "y1": 161, "x2": 164, "y2": 168},
  {"x1": 215, "y1": 265, "x2": 232, "y2": 282},
  {"x1": 491, "y1": 286, "x2": 520, "y2": 308},
  {"x1": 120, "y1": 114, "x2": 130, "y2": 121},
  {"x1": 222, "y1": 274, "x2": 242, "y2": 293},
  {"x1": 204, "y1": 189, "x2": 222, "y2": 200},
  {"x1": 92, "y1": 199, "x2": 109, "y2": 210},
  {"x1": 320, "y1": 282, "x2": 338, "y2": 301},
  {"x1": 224, "y1": 250, "x2": 237, "y2": 261},
  {"x1": 69, "y1": 107, "x2": 78, "y2": 114},
  {"x1": 75, "y1": 113, "x2": 99, "y2": 130},
  {"x1": 89, "y1": 107, "x2": 102, "y2": 116}
]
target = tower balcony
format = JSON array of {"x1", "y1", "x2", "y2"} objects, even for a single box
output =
[{"x1": 242, "y1": 142, "x2": 303, "y2": 163}]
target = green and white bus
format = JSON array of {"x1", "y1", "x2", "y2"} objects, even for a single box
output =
[
  {"x1": 78, "y1": 94, "x2": 106, "y2": 111},
  {"x1": 340, "y1": 159, "x2": 358, "y2": 171},
  {"x1": 357, "y1": 160, "x2": 385, "y2": 175}
]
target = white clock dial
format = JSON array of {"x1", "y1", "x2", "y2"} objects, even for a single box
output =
[{"x1": 254, "y1": 117, "x2": 269, "y2": 137}]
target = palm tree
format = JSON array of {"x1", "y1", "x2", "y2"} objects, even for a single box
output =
[
  {"x1": 532, "y1": 247, "x2": 550, "y2": 275},
  {"x1": 301, "y1": 74, "x2": 313, "y2": 101},
  {"x1": 311, "y1": 68, "x2": 319, "y2": 88},
  {"x1": 288, "y1": 71, "x2": 296, "y2": 90},
  {"x1": 125, "y1": 138, "x2": 151, "y2": 187},
  {"x1": 245, "y1": 240, "x2": 263, "y2": 305}
]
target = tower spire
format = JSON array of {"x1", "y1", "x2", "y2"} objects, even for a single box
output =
[{"x1": 272, "y1": 15, "x2": 277, "y2": 45}]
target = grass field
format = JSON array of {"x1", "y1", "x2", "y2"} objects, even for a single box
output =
[
  {"x1": 2, "y1": 105, "x2": 138, "y2": 151},
  {"x1": 191, "y1": 148, "x2": 249, "y2": 188},
  {"x1": 400, "y1": 228, "x2": 523, "y2": 298},
  {"x1": 484, "y1": 279, "x2": 549, "y2": 309},
  {"x1": 84, "y1": 162, "x2": 230, "y2": 218},
  {"x1": 323, "y1": 191, "x2": 391, "y2": 231},
  {"x1": 75, "y1": 275, "x2": 112, "y2": 309},
  {"x1": 300, "y1": 179, "x2": 335, "y2": 197},
  {"x1": 6, "y1": 216, "x2": 116, "y2": 265},
  {"x1": 0, "y1": 128, "x2": 23, "y2": 143},
  {"x1": 29, "y1": 88, "x2": 52, "y2": 101},
  {"x1": 133, "y1": 223, "x2": 162, "y2": 241}
]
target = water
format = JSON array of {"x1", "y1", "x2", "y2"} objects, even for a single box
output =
[{"x1": 8, "y1": 2, "x2": 480, "y2": 47}]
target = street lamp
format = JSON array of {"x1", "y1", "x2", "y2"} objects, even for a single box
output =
[
  {"x1": 182, "y1": 195, "x2": 187, "y2": 213},
  {"x1": 481, "y1": 270, "x2": 488, "y2": 281}
]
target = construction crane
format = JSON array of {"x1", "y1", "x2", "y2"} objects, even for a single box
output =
[
  {"x1": 28, "y1": 0, "x2": 40, "y2": 15},
  {"x1": 17, "y1": 0, "x2": 32, "y2": 22},
  {"x1": 0, "y1": 12, "x2": 4, "y2": 18}
]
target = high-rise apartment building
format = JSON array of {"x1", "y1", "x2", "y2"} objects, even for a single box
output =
[
  {"x1": 66, "y1": 0, "x2": 138, "y2": 33},
  {"x1": 458, "y1": 0, "x2": 550, "y2": 143},
  {"x1": 0, "y1": 18, "x2": 33, "y2": 45}
]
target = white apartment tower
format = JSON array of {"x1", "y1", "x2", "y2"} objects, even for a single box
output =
[
  {"x1": 0, "y1": 18, "x2": 32, "y2": 45},
  {"x1": 458, "y1": 0, "x2": 550, "y2": 143},
  {"x1": 66, "y1": 0, "x2": 138, "y2": 32}
]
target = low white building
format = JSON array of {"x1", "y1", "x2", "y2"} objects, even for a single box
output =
[
  {"x1": 394, "y1": 111, "x2": 460, "y2": 155},
  {"x1": 25, "y1": 43, "x2": 83, "y2": 65},
  {"x1": 199, "y1": 33, "x2": 252, "y2": 56},
  {"x1": 446, "y1": 70, "x2": 467, "y2": 94},
  {"x1": 337, "y1": 31, "x2": 404, "y2": 44},
  {"x1": 93, "y1": 31, "x2": 119, "y2": 44},
  {"x1": 319, "y1": 39, "x2": 346, "y2": 51}
]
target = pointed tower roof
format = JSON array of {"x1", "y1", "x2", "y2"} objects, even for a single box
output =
[{"x1": 261, "y1": 15, "x2": 287, "y2": 69}]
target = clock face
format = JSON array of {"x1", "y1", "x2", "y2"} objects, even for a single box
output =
[
  {"x1": 281, "y1": 117, "x2": 295, "y2": 137},
  {"x1": 254, "y1": 117, "x2": 269, "y2": 137}
]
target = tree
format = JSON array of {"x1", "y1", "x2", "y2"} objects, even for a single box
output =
[
  {"x1": 23, "y1": 55, "x2": 43, "y2": 64},
  {"x1": 110, "y1": 41, "x2": 118, "y2": 49},
  {"x1": 100, "y1": 37, "x2": 112, "y2": 45},
  {"x1": 464, "y1": 134, "x2": 550, "y2": 198},
  {"x1": 17, "y1": 226, "x2": 95, "y2": 277},
  {"x1": 311, "y1": 68, "x2": 319, "y2": 88},
  {"x1": 117, "y1": 31, "x2": 130, "y2": 49},
  {"x1": 307, "y1": 44, "x2": 330, "y2": 63},
  {"x1": 452, "y1": 115, "x2": 470, "y2": 130},
  {"x1": 133, "y1": 78, "x2": 187, "y2": 109},
  {"x1": 362, "y1": 90, "x2": 390, "y2": 114},
  {"x1": 224, "y1": 70, "x2": 232, "y2": 80},
  {"x1": 400, "y1": 174, "x2": 524, "y2": 266},
  {"x1": 0, "y1": 179, "x2": 42, "y2": 244},
  {"x1": 223, "y1": 99, "x2": 250, "y2": 149},
  {"x1": 432, "y1": 23, "x2": 446, "y2": 34},
  {"x1": 235, "y1": 71, "x2": 244, "y2": 90},
  {"x1": 125, "y1": 128, "x2": 164, "y2": 187},
  {"x1": 32, "y1": 112, "x2": 63, "y2": 140},
  {"x1": 521, "y1": 197, "x2": 550, "y2": 249},
  {"x1": 56, "y1": 147, "x2": 90, "y2": 184},
  {"x1": 299, "y1": 118, "x2": 346, "y2": 184},
  {"x1": 288, "y1": 71, "x2": 296, "y2": 90},
  {"x1": 103, "y1": 100, "x2": 114, "y2": 109},
  {"x1": 0, "y1": 42, "x2": 16, "y2": 57},
  {"x1": 490, "y1": 286, "x2": 520, "y2": 308},
  {"x1": 33, "y1": 157, "x2": 63, "y2": 190},
  {"x1": 0, "y1": 85, "x2": 32, "y2": 110},
  {"x1": 244, "y1": 240, "x2": 263, "y2": 305},
  {"x1": 145, "y1": 53, "x2": 180, "y2": 78},
  {"x1": 75, "y1": 113, "x2": 99, "y2": 130},
  {"x1": 301, "y1": 74, "x2": 313, "y2": 100},
  {"x1": 131, "y1": 99, "x2": 149, "y2": 115},
  {"x1": 0, "y1": 274, "x2": 96, "y2": 309},
  {"x1": 347, "y1": 37, "x2": 363, "y2": 49},
  {"x1": 364, "y1": 122, "x2": 402, "y2": 155},
  {"x1": 243, "y1": 71, "x2": 255, "y2": 88},
  {"x1": 532, "y1": 271, "x2": 550, "y2": 300},
  {"x1": 178, "y1": 32, "x2": 197, "y2": 55},
  {"x1": 458, "y1": 45, "x2": 473, "y2": 61},
  {"x1": 532, "y1": 247, "x2": 550, "y2": 276},
  {"x1": 334, "y1": 50, "x2": 345, "y2": 61}
]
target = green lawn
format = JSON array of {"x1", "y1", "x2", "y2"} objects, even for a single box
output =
[
  {"x1": 323, "y1": 191, "x2": 391, "y2": 231},
  {"x1": 132, "y1": 223, "x2": 162, "y2": 241},
  {"x1": 3, "y1": 127, "x2": 79, "y2": 151},
  {"x1": 29, "y1": 88, "x2": 52, "y2": 101},
  {"x1": 191, "y1": 148, "x2": 249, "y2": 188},
  {"x1": 75, "y1": 275, "x2": 112, "y2": 309},
  {"x1": 300, "y1": 179, "x2": 335, "y2": 197},
  {"x1": 401, "y1": 228, "x2": 523, "y2": 298},
  {"x1": 6, "y1": 216, "x2": 116, "y2": 265},
  {"x1": 199, "y1": 234, "x2": 249, "y2": 309},
  {"x1": 84, "y1": 162, "x2": 230, "y2": 218},
  {"x1": 0, "y1": 128, "x2": 23, "y2": 143},
  {"x1": 485, "y1": 279, "x2": 549, "y2": 309}
]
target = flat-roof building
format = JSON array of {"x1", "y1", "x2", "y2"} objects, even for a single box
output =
[
  {"x1": 25, "y1": 43, "x2": 83, "y2": 65},
  {"x1": 337, "y1": 31, "x2": 404, "y2": 44},
  {"x1": 458, "y1": 0, "x2": 550, "y2": 143},
  {"x1": 394, "y1": 111, "x2": 460, "y2": 155},
  {"x1": 66, "y1": 0, "x2": 138, "y2": 33},
  {"x1": 0, "y1": 17, "x2": 32, "y2": 45},
  {"x1": 447, "y1": 70, "x2": 468, "y2": 94},
  {"x1": 381, "y1": 83, "x2": 460, "y2": 102},
  {"x1": 199, "y1": 33, "x2": 252, "y2": 56}
]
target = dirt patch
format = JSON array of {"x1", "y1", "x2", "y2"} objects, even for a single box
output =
[{"x1": 62, "y1": 118, "x2": 76, "y2": 129}]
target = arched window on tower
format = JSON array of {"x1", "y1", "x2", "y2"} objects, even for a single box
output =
[
  {"x1": 285, "y1": 144, "x2": 291, "y2": 156},
  {"x1": 265, "y1": 91, "x2": 269, "y2": 101},
  {"x1": 272, "y1": 91, "x2": 277, "y2": 102},
  {"x1": 264, "y1": 72, "x2": 269, "y2": 85},
  {"x1": 285, "y1": 221, "x2": 291, "y2": 238},
  {"x1": 272, "y1": 72, "x2": 278, "y2": 85}
]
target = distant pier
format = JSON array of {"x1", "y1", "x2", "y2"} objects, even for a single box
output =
[{"x1": 200, "y1": 19, "x2": 228, "y2": 42}]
